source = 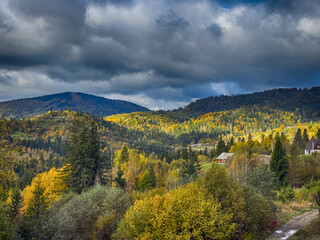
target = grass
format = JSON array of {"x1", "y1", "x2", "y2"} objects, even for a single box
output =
[
  {"x1": 201, "y1": 163, "x2": 213, "y2": 172},
  {"x1": 277, "y1": 201, "x2": 318, "y2": 225},
  {"x1": 11, "y1": 131, "x2": 35, "y2": 140}
]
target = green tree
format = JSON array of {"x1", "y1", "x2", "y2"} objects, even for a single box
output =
[
  {"x1": 136, "y1": 172, "x2": 154, "y2": 191},
  {"x1": 0, "y1": 203, "x2": 15, "y2": 240},
  {"x1": 246, "y1": 165, "x2": 277, "y2": 201},
  {"x1": 270, "y1": 138, "x2": 288, "y2": 185},
  {"x1": 302, "y1": 128, "x2": 309, "y2": 146},
  {"x1": 286, "y1": 144, "x2": 305, "y2": 187},
  {"x1": 293, "y1": 128, "x2": 303, "y2": 152},
  {"x1": 64, "y1": 121, "x2": 106, "y2": 193},
  {"x1": 7, "y1": 187, "x2": 23, "y2": 229},
  {"x1": 119, "y1": 145, "x2": 129, "y2": 165},
  {"x1": 114, "y1": 169, "x2": 125, "y2": 189},
  {"x1": 20, "y1": 180, "x2": 49, "y2": 239},
  {"x1": 216, "y1": 137, "x2": 227, "y2": 156},
  {"x1": 25, "y1": 180, "x2": 48, "y2": 219},
  {"x1": 182, "y1": 147, "x2": 200, "y2": 179}
]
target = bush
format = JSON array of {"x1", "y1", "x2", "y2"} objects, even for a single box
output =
[
  {"x1": 38, "y1": 186, "x2": 131, "y2": 240},
  {"x1": 278, "y1": 187, "x2": 295, "y2": 203},
  {"x1": 114, "y1": 183, "x2": 236, "y2": 240},
  {"x1": 295, "y1": 181, "x2": 320, "y2": 203}
]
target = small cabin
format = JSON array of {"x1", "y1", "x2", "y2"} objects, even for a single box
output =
[
  {"x1": 305, "y1": 139, "x2": 320, "y2": 155},
  {"x1": 216, "y1": 152, "x2": 234, "y2": 165}
]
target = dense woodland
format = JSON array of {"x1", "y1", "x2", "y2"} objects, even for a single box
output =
[{"x1": 1, "y1": 90, "x2": 320, "y2": 239}]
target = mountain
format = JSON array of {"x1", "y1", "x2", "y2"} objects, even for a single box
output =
[
  {"x1": 170, "y1": 87, "x2": 320, "y2": 121},
  {"x1": 0, "y1": 92, "x2": 149, "y2": 118}
]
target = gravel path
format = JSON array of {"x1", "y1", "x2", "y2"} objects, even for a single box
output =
[{"x1": 267, "y1": 209, "x2": 319, "y2": 240}]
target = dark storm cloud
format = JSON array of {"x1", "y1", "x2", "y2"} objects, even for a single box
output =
[{"x1": 0, "y1": 0, "x2": 319, "y2": 109}]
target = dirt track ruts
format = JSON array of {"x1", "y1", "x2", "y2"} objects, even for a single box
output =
[{"x1": 267, "y1": 209, "x2": 319, "y2": 240}]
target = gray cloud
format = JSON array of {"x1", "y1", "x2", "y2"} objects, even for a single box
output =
[{"x1": 0, "y1": 0, "x2": 319, "y2": 109}]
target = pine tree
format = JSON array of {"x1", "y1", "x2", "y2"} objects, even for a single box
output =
[
  {"x1": 293, "y1": 128, "x2": 303, "y2": 152},
  {"x1": 7, "y1": 188, "x2": 23, "y2": 228},
  {"x1": 25, "y1": 180, "x2": 48, "y2": 218},
  {"x1": 270, "y1": 138, "x2": 288, "y2": 185},
  {"x1": 115, "y1": 169, "x2": 125, "y2": 189},
  {"x1": 64, "y1": 120, "x2": 106, "y2": 193},
  {"x1": 216, "y1": 137, "x2": 227, "y2": 156},
  {"x1": 302, "y1": 128, "x2": 309, "y2": 146},
  {"x1": 119, "y1": 145, "x2": 129, "y2": 165},
  {"x1": 286, "y1": 144, "x2": 305, "y2": 188},
  {"x1": 183, "y1": 147, "x2": 200, "y2": 179}
]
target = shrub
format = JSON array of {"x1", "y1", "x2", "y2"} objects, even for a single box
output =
[
  {"x1": 114, "y1": 183, "x2": 236, "y2": 240},
  {"x1": 39, "y1": 186, "x2": 131, "y2": 240}
]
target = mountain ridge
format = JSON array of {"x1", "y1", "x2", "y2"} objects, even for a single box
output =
[
  {"x1": 169, "y1": 87, "x2": 320, "y2": 121},
  {"x1": 0, "y1": 92, "x2": 149, "y2": 119}
]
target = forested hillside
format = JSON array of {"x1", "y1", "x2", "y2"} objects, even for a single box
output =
[
  {"x1": 1, "y1": 87, "x2": 320, "y2": 240},
  {"x1": 0, "y1": 92, "x2": 149, "y2": 119},
  {"x1": 170, "y1": 87, "x2": 320, "y2": 121},
  {"x1": 106, "y1": 106, "x2": 305, "y2": 145}
]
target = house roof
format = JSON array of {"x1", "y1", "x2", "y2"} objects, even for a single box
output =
[
  {"x1": 305, "y1": 139, "x2": 320, "y2": 150},
  {"x1": 216, "y1": 152, "x2": 234, "y2": 160}
]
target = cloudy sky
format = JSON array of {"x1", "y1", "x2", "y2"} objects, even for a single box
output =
[{"x1": 0, "y1": 0, "x2": 319, "y2": 109}]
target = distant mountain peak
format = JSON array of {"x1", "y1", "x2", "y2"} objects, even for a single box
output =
[{"x1": 0, "y1": 92, "x2": 149, "y2": 119}]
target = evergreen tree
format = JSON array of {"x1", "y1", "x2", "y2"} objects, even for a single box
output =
[
  {"x1": 216, "y1": 137, "x2": 227, "y2": 156},
  {"x1": 293, "y1": 128, "x2": 303, "y2": 152},
  {"x1": 7, "y1": 188, "x2": 23, "y2": 228},
  {"x1": 226, "y1": 137, "x2": 234, "y2": 151},
  {"x1": 286, "y1": 144, "x2": 305, "y2": 188},
  {"x1": 183, "y1": 147, "x2": 200, "y2": 179},
  {"x1": 270, "y1": 138, "x2": 288, "y2": 185},
  {"x1": 203, "y1": 147, "x2": 208, "y2": 157},
  {"x1": 115, "y1": 169, "x2": 125, "y2": 189},
  {"x1": 64, "y1": 120, "x2": 106, "y2": 193},
  {"x1": 25, "y1": 180, "x2": 48, "y2": 218},
  {"x1": 119, "y1": 145, "x2": 129, "y2": 165},
  {"x1": 302, "y1": 128, "x2": 309, "y2": 146}
]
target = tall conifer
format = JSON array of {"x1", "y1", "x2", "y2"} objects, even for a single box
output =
[{"x1": 270, "y1": 138, "x2": 288, "y2": 185}]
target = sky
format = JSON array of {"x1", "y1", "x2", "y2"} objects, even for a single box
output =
[{"x1": 0, "y1": 0, "x2": 319, "y2": 110}]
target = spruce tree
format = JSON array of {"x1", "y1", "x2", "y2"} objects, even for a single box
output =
[
  {"x1": 25, "y1": 180, "x2": 48, "y2": 219},
  {"x1": 20, "y1": 180, "x2": 48, "y2": 239},
  {"x1": 183, "y1": 147, "x2": 200, "y2": 179},
  {"x1": 270, "y1": 138, "x2": 288, "y2": 185},
  {"x1": 65, "y1": 120, "x2": 106, "y2": 193},
  {"x1": 7, "y1": 188, "x2": 23, "y2": 228},
  {"x1": 302, "y1": 128, "x2": 309, "y2": 146},
  {"x1": 293, "y1": 128, "x2": 303, "y2": 152},
  {"x1": 216, "y1": 137, "x2": 227, "y2": 156},
  {"x1": 115, "y1": 169, "x2": 125, "y2": 189},
  {"x1": 286, "y1": 144, "x2": 304, "y2": 188}
]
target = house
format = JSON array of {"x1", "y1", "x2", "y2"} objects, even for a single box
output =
[
  {"x1": 305, "y1": 139, "x2": 320, "y2": 155},
  {"x1": 216, "y1": 152, "x2": 234, "y2": 165}
]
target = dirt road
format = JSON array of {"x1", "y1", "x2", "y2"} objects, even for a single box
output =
[{"x1": 268, "y1": 209, "x2": 319, "y2": 240}]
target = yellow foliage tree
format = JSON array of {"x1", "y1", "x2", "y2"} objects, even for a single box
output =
[
  {"x1": 22, "y1": 167, "x2": 68, "y2": 211},
  {"x1": 115, "y1": 183, "x2": 236, "y2": 240}
]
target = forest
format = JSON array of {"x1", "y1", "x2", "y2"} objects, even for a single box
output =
[{"x1": 1, "y1": 100, "x2": 320, "y2": 239}]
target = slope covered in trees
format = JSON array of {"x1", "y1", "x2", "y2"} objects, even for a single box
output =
[
  {"x1": 0, "y1": 92, "x2": 149, "y2": 119},
  {"x1": 170, "y1": 87, "x2": 320, "y2": 121}
]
